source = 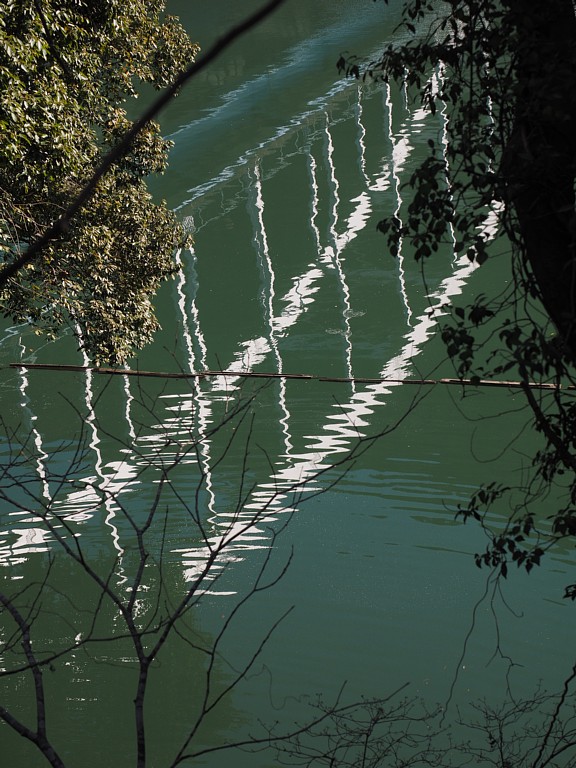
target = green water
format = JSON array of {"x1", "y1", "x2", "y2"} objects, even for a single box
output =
[{"x1": 1, "y1": 2, "x2": 575, "y2": 766}]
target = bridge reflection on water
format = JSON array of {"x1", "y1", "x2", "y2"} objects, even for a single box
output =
[{"x1": 3, "y1": 71, "x2": 496, "y2": 588}]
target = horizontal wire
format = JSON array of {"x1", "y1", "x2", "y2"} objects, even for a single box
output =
[{"x1": 9, "y1": 363, "x2": 570, "y2": 390}]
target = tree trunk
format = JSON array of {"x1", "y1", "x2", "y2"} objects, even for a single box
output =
[{"x1": 503, "y1": 0, "x2": 576, "y2": 356}]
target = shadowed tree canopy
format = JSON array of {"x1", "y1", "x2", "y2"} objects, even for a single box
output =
[
  {"x1": 339, "y1": 0, "x2": 576, "y2": 590},
  {"x1": 0, "y1": 0, "x2": 198, "y2": 364}
]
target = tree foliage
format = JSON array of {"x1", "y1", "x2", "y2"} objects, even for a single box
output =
[
  {"x1": 0, "y1": 0, "x2": 198, "y2": 364},
  {"x1": 340, "y1": 0, "x2": 576, "y2": 592}
]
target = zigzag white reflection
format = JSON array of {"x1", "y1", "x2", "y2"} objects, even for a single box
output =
[
  {"x1": 17, "y1": 344, "x2": 51, "y2": 504},
  {"x1": 2, "y1": 356, "x2": 139, "y2": 574}
]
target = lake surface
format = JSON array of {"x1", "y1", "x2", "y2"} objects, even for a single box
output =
[{"x1": 1, "y1": 2, "x2": 575, "y2": 766}]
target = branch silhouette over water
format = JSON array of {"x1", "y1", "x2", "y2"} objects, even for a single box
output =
[{"x1": 4, "y1": 382, "x2": 576, "y2": 768}]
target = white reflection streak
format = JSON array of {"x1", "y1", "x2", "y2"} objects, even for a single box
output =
[
  {"x1": 49, "y1": 353, "x2": 110, "y2": 524},
  {"x1": 173, "y1": 77, "x2": 482, "y2": 584},
  {"x1": 47, "y1": 338, "x2": 136, "y2": 574},
  {"x1": 183, "y1": 245, "x2": 217, "y2": 518},
  {"x1": 181, "y1": 166, "x2": 304, "y2": 583},
  {"x1": 107, "y1": 379, "x2": 133, "y2": 573},
  {"x1": 78, "y1": 352, "x2": 109, "y2": 524},
  {"x1": 185, "y1": 104, "x2": 391, "y2": 507},
  {"x1": 195, "y1": 98, "x2": 387, "y2": 397},
  {"x1": 123, "y1": 375, "x2": 136, "y2": 442},
  {"x1": 17, "y1": 350, "x2": 51, "y2": 503},
  {"x1": 187, "y1": 248, "x2": 209, "y2": 372},
  {"x1": 171, "y1": 246, "x2": 217, "y2": 519},
  {"x1": 175, "y1": 248, "x2": 196, "y2": 368},
  {"x1": 355, "y1": 84, "x2": 371, "y2": 188},
  {"x1": 180, "y1": 132, "x2": 381, "y2": 583},
  {"x1": 436, "y1": 65, "x2": 457, "y2": 258},
  {"x1": 2, "y1": 528, "x2": 52, "y2": 565},
  {"x1": 252, "y1": 163, "x2": 293, "y2": 456},
  {"x1": 324, "y1": 114, "x2": 355, "y2": 386},
  {"x1": 2, "y1": 349, "x2": 54, "y2": 566},
  {"x1": 306, "y1": 148, "x2": 322, "y2": 257},
  {"x1": 245, "y1": 78, "x2": 492, "y2": 513},
  {"x1": 11, "y1": 378, "x2": 139, "y2": 571},
  {"x1": 387, "y1": 82, "x2": 413, "y2": 328}
]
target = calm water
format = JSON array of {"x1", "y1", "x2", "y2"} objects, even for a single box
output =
[{"x1": 1, "y1": 2, "x2": 575, "y2": 766}]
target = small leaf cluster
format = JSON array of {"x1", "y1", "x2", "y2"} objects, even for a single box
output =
[
  {"x1": 474, "y1": 527, "x2": 544, "y2": 581},
  {"x1": 455, "y1": 482, "x2": 510, "y2": 524},
  {"x1": 457, "y1": 482, "x2": 576, "y2": 586},
  {"x1": 456, "y1": 485, "x2": 543, "y2": 579},
  {"x1": 432, "y1": 296, "x2": 493, "y2": 379},
  {"x1": 441, "y1": 320, "x2": 476, "y2": 378}
]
